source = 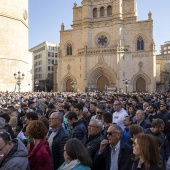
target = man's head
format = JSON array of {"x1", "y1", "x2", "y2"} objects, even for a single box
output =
[
  {"x1": 129, "y1": 124, "x2": 143, "y2": 141},
  {"x1": 113, "y1": 100, "x2": 122, "y2": 112},
  {"x1": 90, "y1": 102, "x2": 97, "y2": 112},
  {"x1": 143, "y1": 102, "x2": 149, "y2": 111},
  {"x1": 96, "y1": 105, "x2": 105, "y2": 120},
  {"x1": 74, "y1": 103, "x2": 83, "y2": 118},
  {"x1": 66, "y1": 111, "x2": 78, "y2": 126},
  {"x1": 107, "y1": 124, "x2": 122, "y2": 147},
  {"x1": 0, "y1": 130, "x2": 13, "y2": 158},
  {"x1": 102, "y1": 112, "x2": 112, "y2": 126},
  {"x1": 35, "y1": 110, "x2": 44, "y2": 120},
  {"x1": 135, "y1": 110, "x2": 145, "y2": 122},
  {"x1": 88, "y1": 120, "x2": 102, "y2": 136},
  {"x1": 28, "y1": 100, "x2": 36, "y2": 109},
  {"x1": 49, "y1": 112, "x2": 63, "y2": 130},
  {"x1": 151, "y1": 118, "x2": 165, "y2": 134},
  {"x1": 106, "y1": 100, "x2": 112, "y2": 109},
  {"x1": 6, "y1": 106, "x2": 15, "y2": 115},
  {"x1": 21, "y1": 103, "x2": 28, "y2": 114},
  {"x1": 160, "y1": 103, "x2": 167, "y2": 111},
  {"x1": 25, "y1": 112, "x2": 38, "y2": 125},
  {"x1": 123, "y1": 116, "x2": 132, "y2": 127}
]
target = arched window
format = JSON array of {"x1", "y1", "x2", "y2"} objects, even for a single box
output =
[
  {"x1": 93, "y1": 8, "x2": 97, "y2": 18},
  {"x1": 107, "y1": 6, "x2": 112, "y2": 16},
  {"x1": 137, "y1": 36, "x2": 144, "y2": 51},
  {"x1": 100, "y1": 7, "x2": 104, "y2": 17},
  {"x1": 67, "y1": 44, "x2": 72, "y2": 56}
]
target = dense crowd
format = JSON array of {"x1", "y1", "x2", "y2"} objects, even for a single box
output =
[{"x1": 0, "y1": 91, "x2": 170, "y2": 170}]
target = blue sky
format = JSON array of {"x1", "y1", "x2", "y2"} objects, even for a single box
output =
[{"x1": 29, "y1": 0, "x2": 170, "y2": 54}]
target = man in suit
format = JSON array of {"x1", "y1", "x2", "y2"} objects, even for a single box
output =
[
  {"x1": 94, "y1": 124, "x2": 133, "y2": 170},
  {"x1": 135, "y1": 110, "x2": 151, "y2": 129}
]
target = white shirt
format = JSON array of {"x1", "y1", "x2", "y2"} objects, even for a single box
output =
[{"x1": 112, "y1": 108, "x2": 128, "y2": 130}]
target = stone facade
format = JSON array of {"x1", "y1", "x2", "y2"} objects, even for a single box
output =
[
  {"x1": 56, "y1": 0, "x2": 156, "y2": 92},
  {"x1": 0, "y1": 0, "x2": 32, "y2": 92}
]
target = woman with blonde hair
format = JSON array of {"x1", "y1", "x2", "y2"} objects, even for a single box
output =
[{"x1": 132, "y1": 134, "x2": 161, "y2": 170}]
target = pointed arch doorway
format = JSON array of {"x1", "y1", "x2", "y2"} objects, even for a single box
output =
[
  {"x1": 66, "y1": 79, "x2": 73, "y2": 92},
  {"x1": 97, "y1": 75, "x2": 109, "y2": 91},
  {"x1": 136, "y1": 77, "x2": 146, "y2": 91}
]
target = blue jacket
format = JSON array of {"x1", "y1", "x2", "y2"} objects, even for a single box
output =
[
  {"x1": 72, "y1": 119, "x2": 87, "y2": 143},
  {"x1": 73, "y1": 164, "x2": 91, "y2": 170}
]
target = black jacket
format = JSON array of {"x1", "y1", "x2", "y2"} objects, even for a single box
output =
[
  {"x1": 94, "y1": 141, "x2": 133, "y2": 170},
  {"x1": 72, "y1": 119, "x2": 87, "y2": 143},
  {"x1": 85, "y1": 133, "x2": 103, "y2": 161},
  {"x1": 48, "y1": 126, "x2": 70, "y2": 170},
  {"x1": 132, "y1": 160, "x2": 162, "y2": 170},
  {"x1": 134, "y1": 119, "x2": 151, "y2": 130}
]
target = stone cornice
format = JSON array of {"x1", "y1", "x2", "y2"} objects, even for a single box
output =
[
  {"x1": 78, "y1": 46, "x2": 129, "y2": 55},
  {"x1": 0, "y1": 13, "x2": 29, "y2": 28}
]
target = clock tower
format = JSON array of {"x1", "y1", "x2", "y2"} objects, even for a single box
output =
[{"x1": 56, "y1": 0, "x2": 156, "y2": 92}]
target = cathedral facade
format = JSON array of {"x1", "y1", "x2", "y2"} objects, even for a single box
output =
[{"x1": 56, "y1": 0, "x2": 156, "y2": 92}]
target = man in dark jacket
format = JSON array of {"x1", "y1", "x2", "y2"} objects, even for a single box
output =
[
  {"x1": 94, "y1": 124, "x2": 133, "y2": 170},
  {"x1": 0, "y1": 130, "x2": 29, "y2": 169},
  {"x1": 66, "y1": 111, "x2": 87, "y2": 143},
  {"x1": 48, "y1": 111, "x2": 70, "y2": 170},
  {"x1": 134, "y1": 110, "x2": 151, "y2": 129},
  {"x1": 85, "y1": 119, "x2": 103, "y2": 162}
]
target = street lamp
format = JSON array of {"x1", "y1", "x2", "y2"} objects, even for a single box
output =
[
  {"x1": 13, "y1": 71, "x2": 25, "y2": 93},
  {"x1": 71, "y1": 80, "x2": 76, "y2": 92},
  {"x1": 35, "y1": 80, "x2": 39, "y2": 92},
  {"x1": 123, "y1": 79, "x2": 130, "y2": 93}
]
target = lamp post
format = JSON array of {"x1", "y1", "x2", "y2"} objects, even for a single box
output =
[
  {"x1": 13, "y1": 71, "x2": 25, "y2": 93},
  {"x1": 71, "y1": 80, "x2": 76, "y2": 92},
  {"x1": 123, "y1": 79, "x2": 130, "y2": 93},
  {"x1": 35, "y1": 80, "x2": 39, "y2": 92}
]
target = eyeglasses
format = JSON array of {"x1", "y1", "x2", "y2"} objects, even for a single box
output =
[
  {"x1": 0, "y1": 143, "x2": 6, "y2": 152},
  {"x1": 49, "y1": 118, "x2": 59, "y2": 121},
  {"x1": 106, "y1": 132, "x2": 118, "y2": 136},
  {"x1": 97, "y1": 112, "x2": 103, "y2": 115},
  {"x1": 160, "y1": 105, "x2": 165, "y2": 107},
  {"x1": 88, "y1": 125, "x2": 99, "y2": 128}
]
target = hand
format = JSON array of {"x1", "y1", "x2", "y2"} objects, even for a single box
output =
[{"x1": 99, "y1": 139, "x2": 108, "y2": 153}]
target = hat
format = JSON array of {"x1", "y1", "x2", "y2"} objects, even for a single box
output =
[
  {"x1": 28, "y1": 100, "x2": 35, "y2": 106},
  {"x1": 0, "y1": 113, "x2": 10, "y2": 123}
]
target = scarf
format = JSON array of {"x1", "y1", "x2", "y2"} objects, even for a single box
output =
[{"x1": 59, "y1": 159, "x2": 80, "y2": 170}]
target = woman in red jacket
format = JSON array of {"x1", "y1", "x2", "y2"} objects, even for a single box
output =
[{"x1": 26, "y1": 120, "x2": 52, "y2": 170}]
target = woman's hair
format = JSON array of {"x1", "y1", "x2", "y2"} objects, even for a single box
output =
[
  {"x1": 25, "y1": 120, "x2": 48, "y2": 139},
  {"x1": 135, "y1": 134, "x2": 160, "y2": 170},
  {"x1": 65, "y1": 138, "x2": 92, "y2": 167}
]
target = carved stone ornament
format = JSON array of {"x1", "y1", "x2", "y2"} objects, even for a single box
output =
[
  {"x1": 67, "y1": 64, "x2": 71, "y2": 71},
  {"x1": 23, "y1": 9, "x2": 28, "y2": 20}
]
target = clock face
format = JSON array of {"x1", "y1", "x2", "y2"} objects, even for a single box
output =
[{"x1": 97, "y1": 35, "x2": 108, "y2": 46}]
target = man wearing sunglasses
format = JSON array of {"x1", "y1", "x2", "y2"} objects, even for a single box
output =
[
  {"x1": 91, "y1": 105, "x2": 105, "y2": 122},
  {"x1": 0, "y1": 130, "x2": 29, "y2": 169},
  {"x1": 94, "y1": 124, "x2": 133, "y2": 170}
]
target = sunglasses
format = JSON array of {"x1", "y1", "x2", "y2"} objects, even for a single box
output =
[
  {"x1": 106, "y1": 132, "x2": 118, "y2": 136},
  {"x1": 97, "y1": 112, "x2": 103, "y2": 115}
]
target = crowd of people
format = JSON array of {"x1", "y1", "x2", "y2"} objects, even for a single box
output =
[{"x1": 0, "y1": 91, "x2": 170, "y2": 169}]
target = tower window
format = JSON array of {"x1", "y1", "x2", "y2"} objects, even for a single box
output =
[
  {"x1": 107, "y1": 6, "x2": 112, "y2": 16},
  {"x1": 67, "y1": 44, "x2": 72, "y2": 56},
  {"x1": 137, "y1": 36, "x2": 144, "y2": 51},
  {"x1": 93, "y1": 8, "x2": 97, "y2": 18},
  {"x1": 100, "y1": 7, "x2": 104, "y2": 17}
]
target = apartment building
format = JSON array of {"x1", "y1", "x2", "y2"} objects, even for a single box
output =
[{"x1": 29, "y1": 41, "x2": 59, "y2": 91}]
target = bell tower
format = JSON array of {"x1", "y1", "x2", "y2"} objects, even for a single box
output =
[{"x1": 0, "y1": 0, "x2": 32, "y2": 91}]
